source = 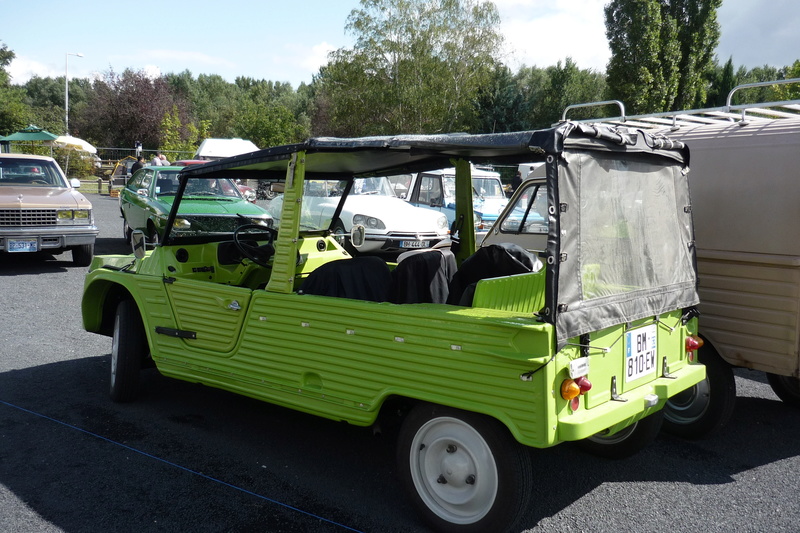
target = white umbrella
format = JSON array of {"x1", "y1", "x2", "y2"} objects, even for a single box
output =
[{"x1": 53, "y1": 135, "x2": 97, "y2": 154}]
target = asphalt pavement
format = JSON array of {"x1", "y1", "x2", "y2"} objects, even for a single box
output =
[{"x1": 1, "y1": 193, "x2": 799, "y2": 532}]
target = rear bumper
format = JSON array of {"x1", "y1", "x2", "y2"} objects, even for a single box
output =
[{"x1": 557, "y1": 362, "x2": 706, "y2": 441}]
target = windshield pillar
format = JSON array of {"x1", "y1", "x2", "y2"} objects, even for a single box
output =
[
  {"x1": 453, "y1": 158, "x2": 477, "y2": 264},
  {"x1": 266, "y1": 151, "x2": 306, "y2": 294}
]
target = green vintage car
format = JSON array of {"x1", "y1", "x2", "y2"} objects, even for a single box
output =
[
  {"x1": 83, "y1": 124, "x2": 705, "y2": 533},
  {"x1": 119, "y1": 165, "x2": 272, "y2": 243}
]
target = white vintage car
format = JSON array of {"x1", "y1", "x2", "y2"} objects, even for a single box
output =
[{"x1": 269, "y1": 176, "x2": 449, "y2": 254}]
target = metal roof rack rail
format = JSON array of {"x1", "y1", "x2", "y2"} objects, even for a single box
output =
[{"x1": 561, "y1": 78, "x2": 800, "y2": 130}]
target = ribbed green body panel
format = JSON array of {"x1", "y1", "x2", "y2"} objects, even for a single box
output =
[{"x1": 150, "y1": 288, "x2": 556, "y2": 447}]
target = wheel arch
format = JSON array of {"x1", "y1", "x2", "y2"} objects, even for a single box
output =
[
  {"x1": 373, "y1": 393, "x2": 528, "y2": 447},
  {"x1": 82, "y1": 279, "x2": 136, "y2": 337}
]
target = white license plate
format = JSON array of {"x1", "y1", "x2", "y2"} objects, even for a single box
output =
[
  {"x1": 400, "y1": 240, "x2": 430, "y2": 249},
  {"x1": 8, "y1": 238, "x2": 39, "y2": 253},
  {"x1": 625, "y1": 324, "x2": 657, "y2": 382}
]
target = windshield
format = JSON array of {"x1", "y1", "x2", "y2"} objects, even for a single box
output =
[
  {"x1": 473, "y1": 177, "x2": 505, "y2": 198},
  {"x1": 0, "y1": 158, "x2": 67, "y2": 187},
  {"x1": 352, "y1": 176, "x2": 395, "y2": 196}
]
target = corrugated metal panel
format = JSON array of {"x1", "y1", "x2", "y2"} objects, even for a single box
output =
[{"x1": 698, "y1": 252, "x2": 800, "y2": 374}]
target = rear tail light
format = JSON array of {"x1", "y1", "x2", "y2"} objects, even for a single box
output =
[
  {"x1": 686, "y1": 335, "x2": 703, "y2": 361},
  {"x1": 561, "y1": 376, "x2": 593, "y2": 411}
]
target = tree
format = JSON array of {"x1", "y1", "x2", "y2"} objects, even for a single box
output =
[
  {"x1": 0, "y1": 42, "x2": 29, "y2": 135},
  {"x1": 605, "y1": 0, "x2": 721, "y2": 113},
  {"x1": 315, "y1": 0, "x2": 504, "y2": 136},
  {"x1": 75, "y1": 69, "x2": 187, "y2": 149}
]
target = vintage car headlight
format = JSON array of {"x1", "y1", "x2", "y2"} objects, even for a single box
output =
[
  {"x1": 173, "y1": 218, "x2": 192, "y2": 230},
  {"x1": 437, "y1": 215, "x2": 448, "y2": 230},
  {"x1": 353, "y1": 214, "x2": 385, "y2": 229},
  {"x1": 57, "y1": 209, "x2": 92, "y2": 225}
]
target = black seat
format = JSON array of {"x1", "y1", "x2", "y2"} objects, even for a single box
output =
[
  {"x1": 299, "y1": 256, "x2": 392, "y2": 302},
  {"x1": 390, "y1": 248, "x2": 457, "y2": 304},
  {"x1": 446, "y1": 243, "x2": 542, "y2": 306}
]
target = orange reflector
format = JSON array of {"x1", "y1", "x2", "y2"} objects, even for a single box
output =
[{"x1": 561, "y1": 379, "x2": 581, "y2": 400}]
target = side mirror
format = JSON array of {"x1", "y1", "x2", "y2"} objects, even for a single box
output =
[
  {"x1": 69, "y1": 178, "x2": 81, "y2": 188},
  {"x1": 131, "y1": 230, "x2": 147, "y2": 259},
  {"x1": 137, "y1": 188, "x2": 149, "y2": 196},
  {"x1": 351, "y1": 224, "x2": 365, "y2": 248}
]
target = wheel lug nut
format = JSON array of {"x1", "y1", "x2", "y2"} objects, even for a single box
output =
[
  {"x1": 466, "y1": 474, "x2": 475, "y2": 485},
  {"x1": 437, "y1": 475, "x2": 447, "y2": 484},
  {"x1": 446, "y1": 444, "x2": 457, "y2": 453}
]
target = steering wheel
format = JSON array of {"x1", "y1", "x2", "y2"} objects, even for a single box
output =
[{"x1": 233, "y1": 224, "x2": 278, "y2": 268}]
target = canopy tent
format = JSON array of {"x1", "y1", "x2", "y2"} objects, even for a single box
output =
[
  {"x1": 0, "y1": 124, "x2": 59, "y2": 142},
  {"x1": 53, "y1": 135, "x2": 97, "y2": 154},
  {"x1": 0, "y1": 125, "x2": 59, "y2": 153}
]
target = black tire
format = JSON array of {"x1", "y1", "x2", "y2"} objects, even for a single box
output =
[
  {"x1": 110, "y1": 300, "x2": 147, "y2": 402},
  {"x1": 72, "y1": 243, "x2": 94, "y2": 266},
  {"x1": 577, "y1": 410, "x2": 664, "y2": 460},
  {"x1": 123, "y1": 218, "x2": 132, "y2": 244},
  {"x1": 331, "y1": 220, "x2": 357, "y2": 256},
  {"x1": 662, "y1": 343, "x2": 736, "y2": 438},
  {"x1": 147, "y1": 222, "x2": 160, "y2": 245},
  {"x1": 396, "y1": 404, "x2": 532, "y2": 533},
  {"x1": 766, "y1": 373, "x2": 800, "y2": 407}
]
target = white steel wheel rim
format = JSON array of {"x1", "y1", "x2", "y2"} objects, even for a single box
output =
[
  {"x1": 110, "y1": 312, "x2": 121, "y2": 388},
  {"x1": 665, "y1": 377, "x2": 711, "y2": 423},
  {"x1": 409, "y1": 416, "x2": 498, "y2": 525}
]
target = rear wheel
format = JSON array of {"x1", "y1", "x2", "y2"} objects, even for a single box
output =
[
  {"x1": 662, "y1": 344, "x2": 736, "y2": 438},
  {"x1": 577, "y1": 410, "x2": 663, "y2": 459},
  {"x1": 397, "y1": 404, "x2": 532, "y2": 533},
  {"x1": 110, "y1": 300, "x2": 147, "y2": 402},
  {"x1": 766, "y1": 373, "x2": 800, "y2": 407}
]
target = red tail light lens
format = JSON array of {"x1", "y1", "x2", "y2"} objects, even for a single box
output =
[{"x1": 686, "y1": 335, "x2": 703, "y2": 352}]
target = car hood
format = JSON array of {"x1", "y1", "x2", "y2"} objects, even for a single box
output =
[
  {"x1": 343, "y1": 195, "x2": 447, "y2": 231},
  {"x1": 159, "y1": 196, "x2": 271, "y2": 217},
  {"x1": 474, "y1": 197, "x2": 508, "y2": 220},
  {"x1": 0, "y1": 186, "x2": 92, "y2": 210}
]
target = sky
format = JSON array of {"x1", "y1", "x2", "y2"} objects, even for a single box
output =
[{"x1": 3, "y1": 0, "x2": 799, "y2": 88}]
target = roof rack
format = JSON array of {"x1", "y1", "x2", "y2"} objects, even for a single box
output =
[{"x1": 562, "y1": 78, "x2": 800, "y2": 129}]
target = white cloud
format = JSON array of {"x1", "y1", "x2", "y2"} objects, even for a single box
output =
[
  {"x1": 7, "y1": 56, "x2": 60, "y2": 84},
  {"x1": 496, "y1": 0, "x2": 610, "y2": 71}
]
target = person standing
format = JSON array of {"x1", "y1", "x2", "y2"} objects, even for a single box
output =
[{"x1": 130, "y1": 156, "x2": 144, "y2": 174}]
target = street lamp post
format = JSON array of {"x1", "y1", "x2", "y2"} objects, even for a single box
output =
[{"x1": 65, "y1": 52, "x2": 83, "y2": 135}]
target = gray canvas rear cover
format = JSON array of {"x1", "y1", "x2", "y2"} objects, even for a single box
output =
[{"x1": 550, "y1": 149, "x2": 699, "y2": 348}]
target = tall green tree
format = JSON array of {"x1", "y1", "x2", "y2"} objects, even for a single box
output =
[
  {"x1": 605, "y1": 0, "x2": 720, "y2": 113},
  {"x1": 315, "y1": 0, "x2": 504, "y2": 136},
  {"x1": 0, "y1": 42, "x2": 29, "y2": 135}
]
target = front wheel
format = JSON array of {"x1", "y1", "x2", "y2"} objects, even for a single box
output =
[
  {"x1": 662, "y1": 344, "x2": 736, "y2": 438},
  {"x1": 71, "y1": 243, "x2": 94, "y2": 266},
  {"x1": 766, "y1": 373, "x2": 800, "y2": 407},
  {"x1": 397, "y1": 404, "x2": 532, "y2": 533},
  {"x1": 110, "y1": 300, "x2": 147, "y2": 402},
  {"x1": 577, "y1": 410, "x2": 663, "y2": 460}
]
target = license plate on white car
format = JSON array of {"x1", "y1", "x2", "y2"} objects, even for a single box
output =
[
  {"x1": 8, "y1": 238, "x2": 39, "y2": 253},
  {"x1": 400, "y1": 240, "x2": 430, "y2": 249},
  {"x1": 625, "y1": 324, "x2": 657, "y2": 382}
]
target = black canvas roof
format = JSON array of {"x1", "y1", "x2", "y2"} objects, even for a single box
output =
[{"x1": 179, "y1": 123, "x2": 688, "y2": 180}]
